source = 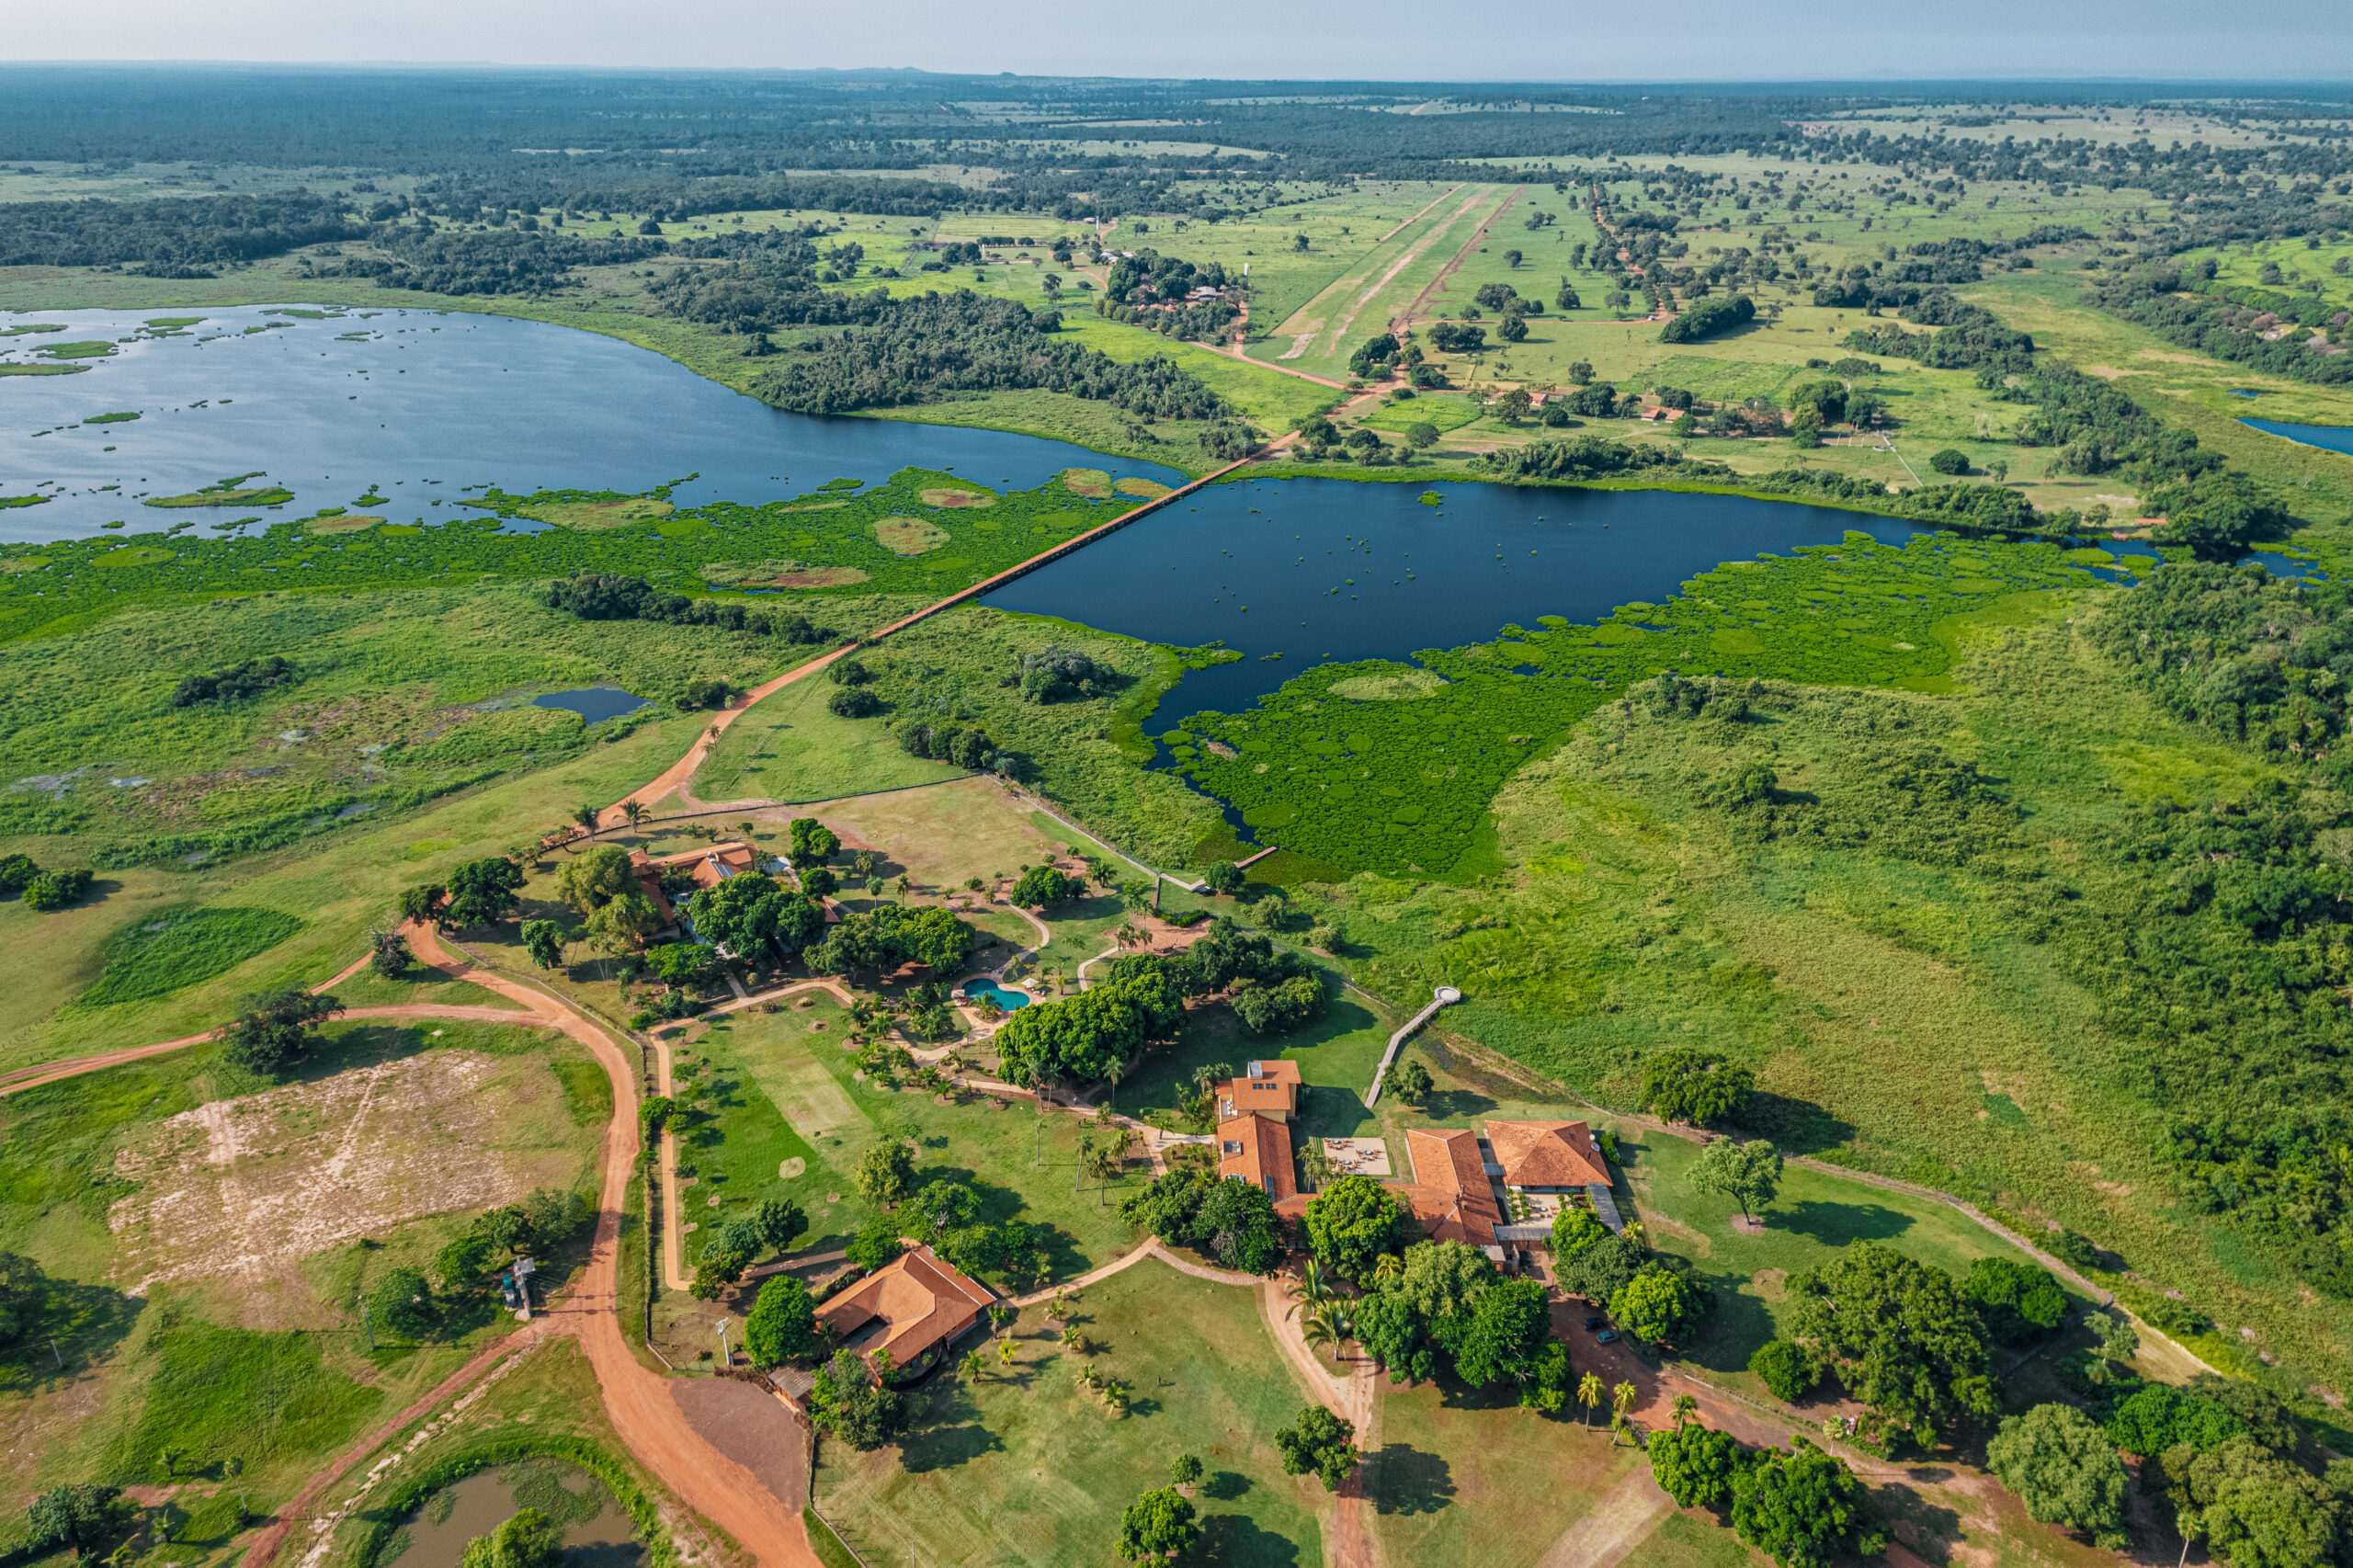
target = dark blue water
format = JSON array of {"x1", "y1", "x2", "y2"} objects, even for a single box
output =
[
  {"x1": 0, "y1": 305, "x2": 1184, "y2": 541},
  {"x1": 535, "y1": 687, "x2": 649, "y2": 723},
  {"x1": 2242, "y1": 417, "x2": 2353, "y2": 457},
  {"x1": 2231, "y1": 389, "x2": 2264, "y2": 399},
  {"x1": 982, "y1": 477, "x2": 1925, "y2": 713}
]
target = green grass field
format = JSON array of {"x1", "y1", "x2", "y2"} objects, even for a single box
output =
[{"x1": 813, "y1": 1257, "x2": 1328, "y2": 1568}]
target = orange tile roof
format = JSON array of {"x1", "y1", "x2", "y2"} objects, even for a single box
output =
[
  {"x1": 1218, "y1": 1112, "x2": 1295, "y2": 1200},
  {"x1": 1485, "y1": 1119, "x2": 1611, "y2": 1189},
  {"x1": 1396, "y1": 1129, "x2": 1504, "y2": 1249},
  {"x1": 815, "y1": 1243, "x2": 995, "y2": 1369},
  {"x1": 631, "y1": 841, "x2": 762, "y2": 926},
  {"x1": 1219, "y1": 1059, "x2": 1302, "y2": 1121}
]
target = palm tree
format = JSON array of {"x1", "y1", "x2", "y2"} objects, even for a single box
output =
[
  {"x1": 1302, "y1": 1303, "x2": 1353, "y2": 1363},
  {"x1": 961, "y1": 1348, "x2": 986, "y2": 1383},
  {"x1": 573, "y1": 801, "x2": 603, "y2": 838},
  {"x1": 1672, "y1": 1393, "x2": 1698, "y2": 1428},
  {"x1": 1610, "y1": 1381, "x2": 1638, "y2": 1445},
  {"x1": 1578, "y1": 1371, "x2": 1605, "y2": 1429},
  {"x1": 1290, "y1": 1260, "x2": 1337, "y2": 1315},
  {"x1": 1112, "y1": 921, "x2": 1144, "y2": 950},
  {"x1": 1061, "y1": 1326, "x2": 1085, "y2": 1352},
  {"x1": 621, "y1": 800, "x2": 650, "y2": 834},
  {"x1": 996, "y1": 1337, "x2": 1017, "y2": 1369},
  {"x1": 1370, "y1": 1254, "x2": 1404, "y2": 1288}
]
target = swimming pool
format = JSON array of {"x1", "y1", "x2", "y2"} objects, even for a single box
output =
[{"x1": 961, "y1": 979, "x2": 1033, "y2": 1011}]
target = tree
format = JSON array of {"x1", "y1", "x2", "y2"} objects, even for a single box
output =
[
  {"x1": 585, "y1": 892, "x2": 664, "y2": 956},
  {"x1": 1986, "y1": 1404, "x2": 2129, "y2": 1547},
  {"x1": 20, "y1": 869, "x2": 92, "y2": 912},
  {"x1": 399, "y1": 883, "x2": 448, "y2": 925},
  {"x1": 1404, "y1": 421, "x2": 1440, "y2": 450},
  {"x1": 520, "y1": 919, "x2": 565, "y2": 971},
  {"x1": 1692, "y1": 1139, "x2": 1782, "y2": 1222},
  {"x1": 858, "y1": 1142, "x2": 918, "y2": 1209},
  {"x1": 1611, "y1": 1264, "x2": 1702, "y2": 1346},
  {"x1": 1783, "y1": 1241, "x2": 1998, "y2": 1450},
  {"x1": 221, "y1": 988, "x2": 345, "y2": 1075},
  {"x1": 1641, "y1": 1049, "x2": 1756, "y2": 1125},
  {"x1": 1302, "y1": 1302, "x2": 1352, "y2": 1362},
  {"x1": 844, "y1": 1212, "x2": 904, "y2": 1274},
  {"x1": 1495, "y1": 387, "x2": 1533, "y2": 421},
  {"x1": 25, "y1": 1485, "x2": 123, "y2": 1561},
  {"x1": 1117, "y1": 1486, "x2": 1199, "y2": 1563},
  {"x1": 1170, "y1": 1452, "x2": 1204, "y2": 1489},
  {"x1": 1201, "y1": 860, "x2": 1245, "y2": 896},
  {"x1": 789, "y1": 817, "x2": 840, "y2": 866},
  {"x1": 1275, "y1": 1404, "x2": 1358, "y2": 1491},
  {"x1": 443, "y1": 856, "x2": 526, "y2": 928},
  {"x1": 745, "y1": 1275, "x2": 817, "y2": 1368},
  {"x1": 2184, "y1": 1437, "x2": 2349, "y2": 1568},
  {"x1": 1385, "y1": 1057, "x2": 1434, "y2": 1104},
  {"x1": 1194, "y1": 1177, "x2": 1284, "y2": 1273},
  {"x1": 991, "y1": 968, "x2": 1182, "y2": 1089},
  {"x1": 1559, "y1": 1233, "x2": 1648, "y2": 1306},
  {"x1": 556, "y1": 843, "x2": 637, "y2": 912},
  {"x1": 369, "y1": 928, "x2": 412, "y2": 979},
  {"x1": 1649, "y1": 1421, "x2": 1746, "y2": 1509},
  {"x1": 1961, "y1": 1256, "x2": 2068, "y2": 1345},
  {"x1": 1448, "y1": 1278, "x2": 1556, "y2": 1389},
  {"x1": 811, "y1": 1348, "x2": 902, "y2": 1449},
  {"x1": 1748, "y1": 1338, "x2": 1818, "y2": 1403},
  {"x1": 369, "y1": 1266, "x2": 437, "y2": 1337},
  {"x1": 1302, "y1": 1175, "x2": 1410, "y2": 1281},
  {"x1": 1730, "y1": 1441, "x2": 1883, "y2": 1568},
  {"x1": 1010, "y1": 865, "x2": 1087, "y2": 908},
  {"x1": 1229, "y1": 972, "x2": 1324, "y2": 1034},
  {"x1": 688, "y1": 874, "x2": 825, "y2": 961},
  {"x1": 1927, "y1": 448, "x2": 1972, "y2": 475},
  {"x1": 1551, "y1": 1207, "x2": 1608, "y2": 1257},
  {"x1": 459, "y1": 1508, "x2": 563, "y2": 1568}
]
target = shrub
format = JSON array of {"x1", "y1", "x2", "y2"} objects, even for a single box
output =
[
  {"x1": 21, "y1": 868, "x2": 92, "y2": 912},
  {"x1": 1660, "y1": 294, "x2": 1756, "y2": 344},
  {"x1": 1927, "y1": 448, "x2": 1972, "y2": 475},
  {"x1": 1749, "y1": 1338, "x2": 1818, "y2": 1403},
  {"x1": 826, "y1": 686, "x2": 882, "y2": 718}
]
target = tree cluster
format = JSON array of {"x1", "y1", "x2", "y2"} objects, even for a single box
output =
[
  {"x1": 1117, "y1": 1167, "x2": 1285, "y2": 1273},
  {"x1": 805, "y1": 902, "x2": 974, "y2": 978},
  {"x1": 172, "y1": 653, "x2": 295, "y2": 707},
  {"x1": 1350, "y1": 1239, "x2": 1574, "y2": 1405},
  {"x1": 0, "y1": 193, "x2": 358, "y2": 270},
  {"x1": 542, "y1": 571, "x2": 828, "y2": 641}
]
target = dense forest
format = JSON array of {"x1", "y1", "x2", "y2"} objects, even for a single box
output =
[
  {"x1": 2093, "y1": 262, "x2": 2353, "y2": 387},
  {"x1": 0, "y1": 192, "x2": 358, "y2": 271},
  {"x1": 747, "y1": 291, "x2": 1233, "y2": 420}
]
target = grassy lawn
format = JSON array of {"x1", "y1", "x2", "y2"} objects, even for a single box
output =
[
  {"x1": 1116, "y1": 985, "x2": 1397, "y2": 1148},
  {"x1": 695, "y1": 673, "x2": 967, "y2": 804},
  {"x1": 1370, "y1": 1376, "x2": 1646, "y2": 1567},
  {"x1": 813, "y1": 1257, "x2": 1327, "y2": 1568},
  {"x1": 1619, "y1": 1126, "x2": 2092, "y2": 1397}
]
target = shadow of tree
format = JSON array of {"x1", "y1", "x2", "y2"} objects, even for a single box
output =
[
  {"x1": 1198, "y1": 1513, "x2": 1302, "y2": 1567},
  {"x1": 1776, "y1": 1199, "x2": 1914, "y2": 1246},
  {"x1": 1201, "y1": 1471, "x2": 1251, "y2": 1502},
  {"x1": 1742, "y1": 1092, "x2": 1856, "y2": 1157},
  {"x1": 1370, "y1": 1444, "x2": 1455, "y2": 1516}
]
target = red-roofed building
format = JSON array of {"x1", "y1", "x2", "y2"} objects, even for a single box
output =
[
  {"x1": 1218, "y1": 1060, "x2": 1302, "y2": 1122},
  {"x1": 1486, "y1": 1120, "x2": 1611, "y2": 1191},
  {"x1": 1219, "y1": 1112, "x2": 1296, "y2": 1201},
  {"x1": 630, "y1": 840, "x2": 762, "y2": 927},
  {"x1": 816, "y1": 1243, "x2": 995, "y2": 1371},
  {"x1": 1395, "y1": 1128, "x2": 1506, "y2": 1253}
]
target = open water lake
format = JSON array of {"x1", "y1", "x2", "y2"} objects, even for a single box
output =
[
  {"x1": 0, "y1": 304, "x2": 1183, "y2": 541},
  {"x1": 2242, "y1": 417, "x2": 2353, "y2": 458},
  {"x1": 983, "y1": 477, "x2": 1929, "y2": 713}
]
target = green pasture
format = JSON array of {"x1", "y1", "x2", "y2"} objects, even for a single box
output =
[
  {"x1": 814, "y1": 1258, "x2": 1327, "y2": 1568},
  {"x1": 695, "y1": 674, "x2": 961, "y2": 805}
]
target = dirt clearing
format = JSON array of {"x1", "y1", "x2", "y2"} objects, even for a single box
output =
[{"x1": 108, "y1": 1045, "x2": 587, "y2": 1292}]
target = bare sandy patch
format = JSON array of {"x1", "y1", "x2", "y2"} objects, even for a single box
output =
[
  {"x1": 919, "y1": 487, "x2": 995, "y2": 509},
  {"x1": 699, "y1": 560, "x2": 870, "y2": 589},
  {"x1": 1113, "y1": 477, "x2": 1174, "y2": 499},
  {"x1": 305, "y1": 514, "x2": 386, "y2": 535},
  {"x1": 107, "y1": 1048, "x2": 576, "y2": 1293},
  {"x1": 1059, "y1": 467, "x2": 1112, "y2": 498},
  {"x1": 873, "y1": 516, "x2": 950, "y2": 555}
]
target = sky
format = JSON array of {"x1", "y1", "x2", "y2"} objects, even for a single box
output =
[{"x1": 2, "y1": 0, "x2": 2349, "y2": 83}]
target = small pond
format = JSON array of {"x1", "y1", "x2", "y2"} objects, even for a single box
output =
[
  {"x1": 390, "y1": 1460, "x2": 639, "y2": 1568},
  {"x1": 2241, "y1": 417, "x2": 2353, "y2": 457},
  {"x1": 961, "y1": 979, "x2": 1033, "y2": 1011},
  {"x1": 534, "y1": 687, "x2": 650, "y2": 724}
]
